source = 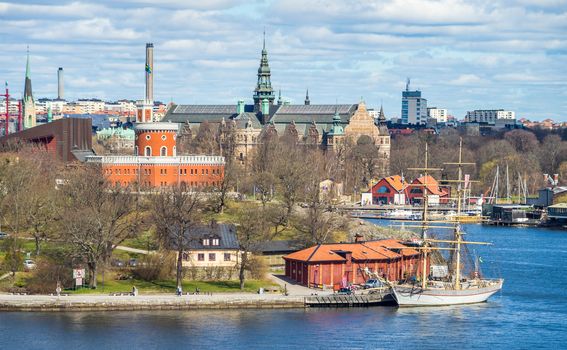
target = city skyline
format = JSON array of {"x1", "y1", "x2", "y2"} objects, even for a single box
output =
[{"x1": 1, "y1": 0, "x2": 566, "y2": 120}]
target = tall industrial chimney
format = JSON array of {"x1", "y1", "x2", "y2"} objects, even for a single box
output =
[
  {"x1": 57, "y1": 67, "x2": 64, "y2": 100},
  {"x1": 145, "y1": 43, "x2": 153, "y2": 102}
]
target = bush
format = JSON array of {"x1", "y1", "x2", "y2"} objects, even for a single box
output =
[
  {"x1": 26, "y1": 257, "x2": 73, "y2": 294},
  {"x1": 246, "y1": 255, "x2": 269, "y2": 280},
  {"x1": 132, "y1": 252, "x2": 175, "y2": 281}
]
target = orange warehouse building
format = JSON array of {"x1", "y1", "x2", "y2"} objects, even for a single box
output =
[
  {"x1": 87, "y1": 122, "x2": 225, "y2": 188},
  {"x1": 283, "y1": 239, "x2": 424, "y2": 289}
]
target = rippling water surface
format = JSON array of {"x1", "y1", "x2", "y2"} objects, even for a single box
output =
[{"x1": 1, "y1": 224, "x2": 566, "y2": 349}]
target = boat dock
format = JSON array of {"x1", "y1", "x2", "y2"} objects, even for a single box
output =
[{"x1": 304, "y1": 294, "x2": 395, "y2": 308}]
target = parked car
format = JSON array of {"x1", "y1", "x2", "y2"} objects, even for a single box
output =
[
  {"x1": 128, "y1": 258, "x2": 138, "y2": 267},
  {"x1": 337, "y1": 287, "x2": 353, "y2": 295},
  {"x1": 0, "y1": 232, "x2": 9, "y2": 239},
  {"x1": 364, "y1": 279, "x2": 384, "y2": 289},
  {"x1": 23, "y1": 259, "x2": 36, "y2": 270},
  {"x1": 111, "y1": 259, "x2": 125, "y2": 267}
]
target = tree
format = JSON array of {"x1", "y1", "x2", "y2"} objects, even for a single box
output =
[
  {"x1": 504, "y1": 129, "x2": 539, "y2": 153},
  {"x1": 253, "y1": 172, "x2": 276, "y2": 209},
  {"x1": 58, "y1": 165, "x2": 140, "y2": 288},
  {"x1": 294, "y1": 173, "x2": 338, "y2": 246},
  {"x1": 274, "y1": 145, "x2": 308, "y2": 221},
  {"x1": 235, "y1": 206, "x2": 269, "y2": 290},
  {"x1": 149, "y1": 184, "x2": 203, "y2": 290},
  {"x1": 539, "y1": 135, "x2": 566, "y2": 175}
]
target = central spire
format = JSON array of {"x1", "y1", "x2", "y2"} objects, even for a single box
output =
[{"x1": 253, "y1": 29, "x2": 275, "y2": 111}]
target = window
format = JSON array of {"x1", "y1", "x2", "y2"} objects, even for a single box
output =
[
  {"x1": 197, "y1": 253, "x2": 205, "y2": 261},
  {"x1": 145, "y1": 146, "x2": 151, "y2": 156},
  {"x1": 161, "y1": 134, "x2": 167, "y2": 141},
  {"x1": 145, "y1": 134, "x2": 151, "y2": 140},
  {"x1": 212, "y1": 238, "x2": 219, "y2": 246},
  {"x1": 160, "y1": 146, "x2": 167, "y2": 156},
  {"x1": 224, "y1": 253, "x2": 231, "y2": 261},
  {"x1": 202, "y1": 239, "x2": 210, "y2": 246},
  {"x1": 377, "y1": 186, "x2": 390, "y2": 194},
  {"x1": 209, "y1": 253, "x2": 216, "y2": 261},
  {"x1": 182, "y1": 252, "x2": 189, "y2": 261},
  {"x1": 202, "y1": 169, "x2": 205, "y2": 175},
  {"x1": 191, "y1": 169, "x2": 194, "y2": 175}
]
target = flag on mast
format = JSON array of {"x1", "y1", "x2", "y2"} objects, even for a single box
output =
[{"x1": 145, "y1": 63, "x2": 151, "y2": 74}]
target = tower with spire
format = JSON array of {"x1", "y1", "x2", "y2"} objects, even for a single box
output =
[
  {"x1": 22, "y1": 47, "x2": 36, "y2": 129},
  {"x1": 326, "y1": 103, "x2": 345, "y2": 151},
  {"x1": 304, "y1": 89, "x2": 310, "y2": 105},
  {"x1": 253, "y1": 31, "x2": 275, "y2": 113}
]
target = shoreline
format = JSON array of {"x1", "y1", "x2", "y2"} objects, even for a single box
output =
[{"x1": 0, "y1": 293, "x2": 307, "y2": 312}]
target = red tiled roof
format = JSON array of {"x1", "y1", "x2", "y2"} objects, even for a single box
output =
[
  {"x1": 284, "y1": 239, "x2": 419, "y2": 263},
  {"x1": 384, "y1": 175, "x2": 408, "y2": 192},
  {"x1": 412, "y1": 175, "x2": 447, "y2": 196}
]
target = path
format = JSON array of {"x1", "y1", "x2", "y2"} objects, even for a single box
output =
[
  {"x1": 115, "y1": 246, "x2": 153, "y2": 255},
  {"x1": 0, "y1": 272, "x2": 11, "y2": 281},
  {"x1": 267, "y1": 273, "x2": 332, "y2": 296}
]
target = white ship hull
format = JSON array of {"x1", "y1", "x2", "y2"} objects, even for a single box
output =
[{"x1": 392, "y1": 279, "x2": 503, "y2": 307}]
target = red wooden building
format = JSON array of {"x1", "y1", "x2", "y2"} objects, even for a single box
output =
[
  {"x1": 406, "y1": 175, "x2": 450, "y2": 204},
  {"x1": 283, "y1": 239, "x2": 424, "y2": 289},
  {"x1": 371, "y1": 175, "x2": 408, "y2": 205}
]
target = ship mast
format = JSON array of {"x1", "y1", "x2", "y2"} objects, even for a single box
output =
[
  {"x1": 408, "y1": 143, "x2": 442, "y2": 289},
  {"x1": 443, "y1": 138, "x2": 476, "y2": 290}
]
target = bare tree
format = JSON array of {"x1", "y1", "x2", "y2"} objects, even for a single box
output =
[
  {"x1": 149, "y1": 184, "x2": 203, "y2": 290},
  {"x1": 58, "y1": 164, "x2": 140, "y2": 288},
  {"x1": 253, "y1": 172, "x2": 276, "y2": 209},
  {"x1": 235, "y1": 206, "x2": 269, "y2": 290}
]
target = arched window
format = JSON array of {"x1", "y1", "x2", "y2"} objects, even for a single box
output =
[
  {"x1": 145, "y1": 146, "x2": 151, "y2": 156},
  {"x1": 377, "y1": 186, "x2": 390, "y2": 193},
  {"x1": 160, "y1": 146, "x2": 167, "y2": 156},
  {"x1": 134, "y1": 146, "x2": 138, "y2": 155},
  {"x1": 173, "y1": 146, "x2": 176, "y2": 156}
]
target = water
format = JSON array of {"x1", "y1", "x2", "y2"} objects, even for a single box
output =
[{"x1": 1, "y1": 224, "x2": 566, "y2": 349}]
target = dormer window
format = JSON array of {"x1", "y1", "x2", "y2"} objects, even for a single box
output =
[
  {"x1": 212, "y1": 238, "x2": 219, "y2": 246},
  {"x1": 202, "y1": 238, "x2": 210, "y2": 246}
]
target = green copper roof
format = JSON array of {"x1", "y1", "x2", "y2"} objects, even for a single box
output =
[{"x1": 25, "y1": 48, "x2": 31, "y2": 79}]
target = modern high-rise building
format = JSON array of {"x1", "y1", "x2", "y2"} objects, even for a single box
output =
[
  {"x1": 57, "y1": 67, "x2": 64, "y2": 100},
  {"x1": 401, "y1": 79, "x2": 427, "y2": 125},
  {"x1": 427, "y1": 107, "x2": 448, "y2": 123}
]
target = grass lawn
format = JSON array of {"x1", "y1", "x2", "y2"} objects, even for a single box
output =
[{"x1": 67, "y1": 277, "x2": 278, "y2": 295}]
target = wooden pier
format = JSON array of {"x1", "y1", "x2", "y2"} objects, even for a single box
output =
[{"x1": 304, "y1": 294, "x2": 395, "y2": 308}]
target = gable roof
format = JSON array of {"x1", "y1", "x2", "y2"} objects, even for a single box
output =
[
  {"x1": 284, "y1": 239, "x2": 419, "y2": 263},
  {"x1": 168, "y1": 223, "x2": 239, "y2": 250},
  {"x1": 412, "y1": 175, "x2": 447, "y2": 196}
]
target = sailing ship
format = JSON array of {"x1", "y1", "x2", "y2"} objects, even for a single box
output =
[{"x1": 390, "y1": 140, "x2": 504, "y2": 307}]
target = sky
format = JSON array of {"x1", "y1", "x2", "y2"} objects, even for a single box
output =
[{"x1": 1, "y1": 0, "x2": 566, "y2": 120}]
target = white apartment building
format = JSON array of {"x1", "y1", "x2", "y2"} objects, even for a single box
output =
[
  {"x1": 0, "y1": 98, "x2": 21, "y2": 115},
  {"x1": 465, "y1": 110, "x2": 516, "y2": 124},
  {"x1": 427, "y1": 107, "x2": 448, "y2": 123},
  {"x1": 77, "y1": 99, "x2": 105, "y2": 114}
]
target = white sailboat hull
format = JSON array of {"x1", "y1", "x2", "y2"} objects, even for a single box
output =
[{"x1": 392, "y1": 279, "x2": 503, "y2": 307}]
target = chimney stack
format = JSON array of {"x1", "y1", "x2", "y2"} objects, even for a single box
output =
[
  {"x1": 57, "y1": 67, "x2": 64, "y2": 100},
  {"x1": 145, "y1": 43, "x2": 154, "y2": 103}
]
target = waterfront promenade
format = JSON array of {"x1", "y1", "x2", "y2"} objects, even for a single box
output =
[{"x1": 0, "y1": 293, "x2": 307, "y2": 311}]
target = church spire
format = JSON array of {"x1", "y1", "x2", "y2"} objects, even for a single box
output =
[
  {"x1": 304, "y1": 89, "x2": 310, "y2": 105},
  {"x1": 253, "y1": 30, "x2": 275, "y2": 111},
  {"x1": 22, "y1": 46, "x2": 36, "y2": 129},
  {"x1": 23, "y1": 46, "x2": 33, "y2": 102}
]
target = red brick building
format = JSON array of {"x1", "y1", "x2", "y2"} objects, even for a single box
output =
[
  {"x1": 87, "y1": 122, "x2": 225, "y2": 188},
  {"x1": 283, "y1": 239, "x2": 423, "y2": 289}
]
